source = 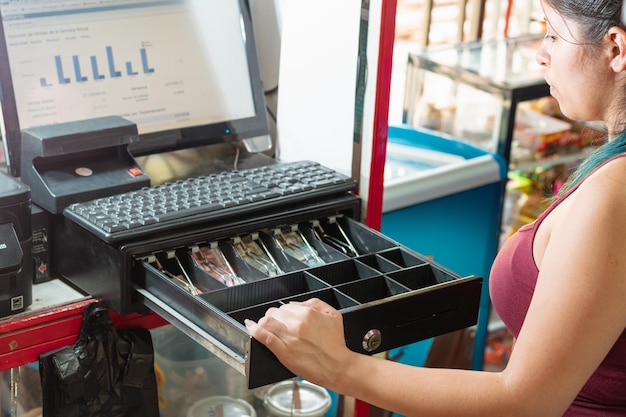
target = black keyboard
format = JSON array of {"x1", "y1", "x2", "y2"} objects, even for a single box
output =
[{"x1": 64, "y1": 160, "x2": 357, "y2": 243}]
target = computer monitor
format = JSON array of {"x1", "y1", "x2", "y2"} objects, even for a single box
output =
[{"x1": 0, "y1": 0, "x2": 272, "y2": 177}]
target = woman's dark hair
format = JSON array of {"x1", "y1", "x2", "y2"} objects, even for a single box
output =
[
  {"x1": 556, "y1": 134, "x2": 626, "y2": 198},
  {"x1": 542, "y1": 0, "x2": 623, "y2": 43},
  {"x1": 544, "y1": 0, "x2": 626, "y2": 198}
]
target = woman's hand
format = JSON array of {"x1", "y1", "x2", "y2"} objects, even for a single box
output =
[{"x1": 245, "y1": 298, "x2": 353, "y2": 389}]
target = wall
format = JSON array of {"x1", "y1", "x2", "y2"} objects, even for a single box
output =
[
  {"x1": 250, "y1": 0, "x2": 386, "y2": 224},
  {"x1": 272, "y1": 1, "x2": 362, "y2": 178}
]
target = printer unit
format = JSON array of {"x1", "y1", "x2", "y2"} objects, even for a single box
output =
[{"x1": 0, "y1": 171, "x2": 32, "y2": 317}]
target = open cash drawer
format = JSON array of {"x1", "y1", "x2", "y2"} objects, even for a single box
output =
[{"x1": 130, "y1": 210, "x2": 482, "y2": 388}]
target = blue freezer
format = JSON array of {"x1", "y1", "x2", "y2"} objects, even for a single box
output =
[{"x1": 382, "y1": 125, "x2": 507, "y2": 370}]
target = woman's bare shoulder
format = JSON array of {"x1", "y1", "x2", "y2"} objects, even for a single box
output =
[{"x1": 574, "y1": 155, "x2": 626, "y2": 202}]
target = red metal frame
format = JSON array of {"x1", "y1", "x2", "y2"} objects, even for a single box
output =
[
  {"x1": 364, "y1": 0, "x2": 397, "y2": 233},
  {"x1": 0, "y1": 298, "x2": 167, "y2": 370},
  {"x1": 358, "y1": 1, "x2": 397, "y2": 416}
]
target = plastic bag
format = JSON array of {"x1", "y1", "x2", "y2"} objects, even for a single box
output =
[{"x1": 38, "y1": 302, "x2": 159, "y2": 417}]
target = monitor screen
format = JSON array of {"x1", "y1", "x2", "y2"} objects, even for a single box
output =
[{"x1": 0, "y1": 0, "x2": 271, "y2": 177}]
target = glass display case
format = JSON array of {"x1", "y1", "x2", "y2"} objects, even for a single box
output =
[
  {"x1": 402, "y1": 33, "x2": 550, "y2": 164},
  {"x1": 402, "y1": 33, "x2": 605, "y2": 233}
]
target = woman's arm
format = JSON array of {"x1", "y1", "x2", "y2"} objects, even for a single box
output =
[{"x1": 246, "y1": 299, "x2": 516, "y2": 416}]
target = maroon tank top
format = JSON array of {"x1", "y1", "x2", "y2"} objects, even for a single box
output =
[{"x1": 490, "y1": 157, "x2": 626, "y2": 416}]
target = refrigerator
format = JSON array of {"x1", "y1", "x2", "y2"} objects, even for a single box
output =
[{"x1": 382, "y1": 125, "x2": 507, "y2": 370}]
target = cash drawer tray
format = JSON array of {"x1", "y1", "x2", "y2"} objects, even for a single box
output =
[{"x1": 132, "y1": 216, "x2": 482, "y2": 388}]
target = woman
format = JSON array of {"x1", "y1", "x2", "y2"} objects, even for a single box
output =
[{"x1": 245, "y1": 0, "x2": 626, "y2": 415}]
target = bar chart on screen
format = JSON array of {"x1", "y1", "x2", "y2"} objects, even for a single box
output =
[{"x1": 41, "y1": 46, "x2": 156, "y2": 86}]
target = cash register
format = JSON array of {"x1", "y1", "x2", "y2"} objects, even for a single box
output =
[{"x1": 0, "y1": 0, "x2": 482, "y2": 388}]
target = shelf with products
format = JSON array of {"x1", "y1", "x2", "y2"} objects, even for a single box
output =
[{"x1": 502, "y1": 97, "x2": 605, "y2": 241}]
